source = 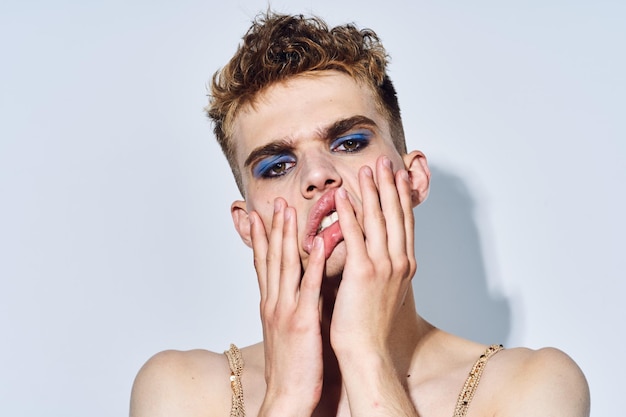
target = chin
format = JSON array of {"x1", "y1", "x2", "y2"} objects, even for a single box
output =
[
  {"x1": 301, "y1": 241, "x2": 347, "y2": 280},
  {"x1": 322, "y1": 242, "x2": 347, "y2": 280}
]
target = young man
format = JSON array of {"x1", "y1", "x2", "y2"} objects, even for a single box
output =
[{"x1": 130, "y1": 12, "x2": 589, "y2": 417}]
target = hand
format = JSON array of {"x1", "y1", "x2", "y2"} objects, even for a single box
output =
[
  {"x1": 330, "y1": 155, "x2": 417, "y2": 356},
  {"x1": 250, "y1": 198, "x2": 326, "y2": 415},
  {"x1": 328, "y1": 156, "x2": 419, "y2": 415}
]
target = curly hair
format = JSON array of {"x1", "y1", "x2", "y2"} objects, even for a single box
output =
[{"x1": 207, "y1": 12, "x2": 406, "y2": 194}]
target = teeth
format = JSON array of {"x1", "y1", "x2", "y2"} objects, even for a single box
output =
[{"x1": 318, "y1": 211, "x2": 338, "y2": 233}]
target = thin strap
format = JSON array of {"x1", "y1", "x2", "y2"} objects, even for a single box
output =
[
  {"x1": 453, "y1": 344, "x2": 504, "y2": 417},
  {"x1": 224, "y1": 344, "x2": 246, "y2": 417}
]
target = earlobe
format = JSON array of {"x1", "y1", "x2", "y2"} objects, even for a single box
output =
[
  {"x1": 403, "y1": 150, "x2": 431, "y2": 207},
  {"x1": 231, "y1": 200, "x2": 252, "y2": 248}
]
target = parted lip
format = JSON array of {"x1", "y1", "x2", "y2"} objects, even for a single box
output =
[{"x1": 302, "y1": 188, "x2": 337, "y2": 254}]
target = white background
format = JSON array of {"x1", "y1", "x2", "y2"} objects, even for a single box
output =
[{"x1": 1, "y1": 1, "x2": 623, "y2": 416}]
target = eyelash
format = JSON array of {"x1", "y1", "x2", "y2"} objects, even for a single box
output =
[
  {"x1": 330, "y1": 132, "x2": 371, "y2": 153},
  {"x1": 253, "y1": 131, "x2": 372, "y2": 179},
  {"x1": 253, "y1": 154, "x2": 296, "y2": 178}
]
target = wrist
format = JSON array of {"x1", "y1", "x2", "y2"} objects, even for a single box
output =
[
  {"x1": 259, "y1": 402, "x2": 315, "y2": 417},
  {"x1": 332, "y1": 337, "x2": 390, "y2": 364},
  {"x1": 335, "y1": 347, "x2": 394, "y2": 381},
  {"x1": 333, "y1": 349, "x2": 418, "y2": 416},
  {"x1": 259, "y1": 388, "x2": 319, "y2": 417}
]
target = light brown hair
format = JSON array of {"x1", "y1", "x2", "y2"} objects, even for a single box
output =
[{"x1": 207, "y1": 12, "x2": 406, "y2": 194}]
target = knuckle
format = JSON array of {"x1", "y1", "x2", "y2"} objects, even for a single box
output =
[
  {"x1": 253, "y1": 256, "x2": 265, "y2": 272},
  {"x1": 300, "y1": 275, "x2": 317, "y2": 291},
  {"x1": 354, "y1": 260, "x2": 376, "y2": 277},
  {"x1": 388, "y1": 254, "x2": 415, "y2": 279},
  {"x1": 272, "y1": 302, "x2": 292, "y2": 323},
  {"x1": 279, "y1": 259, "x2": 295, "y2": 273},
  {"x1": 395, "y1": 257, "x2": 410, "y2": 276},
  {"x1": 408, "y1": 258, "x2": 417, "y2": 276},
  {"x1": 288, "y1": 314, "x2": 314, "y2": 334},
  {"x1": 373, "y1": 210, "x2": 386, "y2": 225},
  {"x1": 266, "y1": 251, "x2": 279, "y2": 265},
  {"x1": 260, "y1": 300, "x2": 274, "y2": 317},
  {"x1": 405, "y1": 213, "x2": 415, "y2": 227}
]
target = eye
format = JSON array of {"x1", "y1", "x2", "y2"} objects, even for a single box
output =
[
  {"x1": 253, "y1": 154, "x2": 296, "y2": 178},
  {"x1": 339, "y1": 139, "x2": 359, "y2": 151},
  {"x1": 266, "y1": 161, "x2": 293, "y2": 176},
  {"x1": 331, "y1": 131, "x2": 372, "y2": 153}
]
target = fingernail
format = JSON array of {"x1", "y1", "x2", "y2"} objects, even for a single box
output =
[
  {"x1": 383, "y1": 156, "x2": 392, "y2": 169},
  {"x1": 400, "y1": 170, "x2": 409, "y2": 183},
  {"x1": 337, "y1": 187, "x2": 347, "y2": 199},
  {"x1": 284, "y1": 207, "x2": 292, "y2": 220},
  {"x1": 249, "y1": 213, "x2": 255, "y2": 225},
  {"x1": 314, "y1": 236, "x2": 323, "y2": 249},
  {"x1": 362, "y1": 166, "x2": 373, "y2": 177},
  {"x1": 274, "y1": 199, "x2": 281, "y2": 213}
]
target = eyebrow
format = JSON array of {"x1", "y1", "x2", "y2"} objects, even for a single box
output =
[
  {"x1": 244, "y1": 139, "x2": 296, "y2": 168},
  {"x1": 325, "y1": 115, "x2": 378, "y2": 142},
  {"x1": 243, "y1": 115, "x2": 379, "y2": 168}
]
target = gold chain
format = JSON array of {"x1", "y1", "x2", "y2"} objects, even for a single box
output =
[
  {"x1": 225, "y1": 344, "x2": 246, "y2": 417},
  {"x1": 224, "y1": 343, "x2": 501, "y2": 417},
  {"x1": 453, "y1": 344, "x2": 504, "y2": 417}
]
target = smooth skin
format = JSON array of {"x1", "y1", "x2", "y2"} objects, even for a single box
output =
[
  {"x1": 248, "y1": 155, "x2": 422, "y2": 416},
  {"x1": 130, "y1": 71, "x2": 590, "y2": 417}
]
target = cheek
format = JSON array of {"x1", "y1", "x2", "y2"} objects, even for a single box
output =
[
  {"x1": 338, "y1": 162, "x2": 370, "y2": 199},
  {"x1": 247, "y1": 176, "x2": 303, "y2": 209},
  {"x1": 246, "y1": 190, "x2": 290, "y2": 234},
  {"x1": 250, "y1": 201, "x2": 275, "y2": 234}
]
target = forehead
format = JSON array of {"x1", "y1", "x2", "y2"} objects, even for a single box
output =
[{"x1": 231, "y1": 71, "x2": 387, "y2": 163}]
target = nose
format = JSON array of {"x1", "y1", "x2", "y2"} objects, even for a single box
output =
[{"x1": 300, "y1": 152, "x2": 342, "y2": 198}]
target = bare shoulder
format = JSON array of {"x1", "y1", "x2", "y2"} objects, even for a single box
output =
[
  {"x1": 488, "y1": 346, "x2": 590, "y2": 417},
  {"x1": 129, "y1": 348, "x2": 231, "y2": 417}
]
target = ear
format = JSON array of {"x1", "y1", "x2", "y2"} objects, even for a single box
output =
[
  {"x1": 403, "y1": 150, "x2": 431, "y2": 207},
  {"x1": 231, "y1": 200, "x2": 252, "y2": 248}
]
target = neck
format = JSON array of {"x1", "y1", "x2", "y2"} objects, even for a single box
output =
[{"x1": 318, "y1": 282, "x2": 435, "y2": 386}]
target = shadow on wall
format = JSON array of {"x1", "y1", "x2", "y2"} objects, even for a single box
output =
[{"x1": 413, "y1": 165, "x2": 511, "y2": 345}]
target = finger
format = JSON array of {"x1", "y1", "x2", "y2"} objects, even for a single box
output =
[
  {"x1": 335, "y1": 186, "x2": 369, "y2": 260},
  {"x1": 249, "y1": 211, "x2": 269, "y2": 300},
  {"x1": 297, "y1": 236, "x2": 325, "y2": 312},
  {"x1": 345, "y1": 187, "x2": 365, "y2": 233},
  {"x1": 359, "y1": 163, "x2": 389, "y2": 258},
  {"x1": 279, "y1": 206, "x2": 302, "y2": 302},
  {"x1": 265, "y1": 198, "x2": 286, "y2": 305},
  {"x1": 376, "y1": 156, "x2": 407, "y2": 259},
  {"x1": 396, "y1": 168, "x2": 417, "y2": 275}
]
